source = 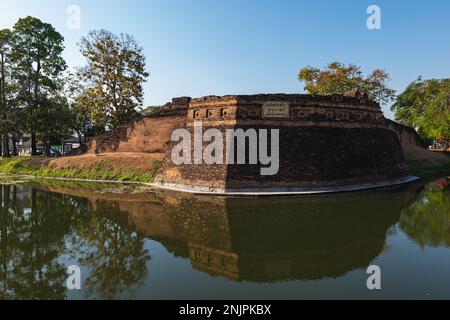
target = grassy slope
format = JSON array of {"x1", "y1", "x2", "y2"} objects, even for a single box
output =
[
  {"x1": 0, "y1": 154, "x2": 161, "y2": 183},
  {"x1": 0, "y1": 150, "x2": 448, "y2": 183},
  {"x1": 401, "y1": 144, "x2": 450, "y2": 178},
  {"x1": 407, "y1": 159, "x2": 450, "y2": 179}
]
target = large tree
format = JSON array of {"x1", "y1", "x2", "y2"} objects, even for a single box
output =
[
  {"x1": 0, "y1": 29, "x2": 13, "y2": 157},
  {"x1": 37, "y1": 94, "x2": 73, "y2": 157},
  {"x1": 392, "y1": 78, "x2": 450, "y2": 141},
  {"x1": 11, "y1": 16, "x2": 66, "y2": 155},
  {"x1": 58, "y1": 72, "x2": 94, "y2": 145},
  {"x1": 298, "y1": 61, "x2": 396, "y2": 105},
  {"x1": 78, "y1": 29, "x2": 149, "y2": 130}
]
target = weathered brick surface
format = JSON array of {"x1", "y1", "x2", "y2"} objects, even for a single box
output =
[
  {"x1": 89, "y1": 98, "x2": 189, "y2": 154},
  {"x1": 385, "y1": 118, "x2": 421, "y2": 146},
  {"x1": 155, "y1": 94, "x2": 409, "y2": 190},
  {"x1": 88, "y1": 93, "x2": 412, "y2": 191}
]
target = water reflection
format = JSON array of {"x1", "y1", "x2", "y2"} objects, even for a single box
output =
[
  {"x1": 0, "y1": 184, "x2": 149, "y2": 299},
  {"x1": 399, "y1": 179, "x2": 450, "y2": 248},
  {"x1": 0, "y1": 185, "x2": 81, "y2": 299},
  {"x1": 157, "y1": 188, "x2": 419, "y2": 281},
  {"x1": 0, "y1": 180, "x2": 448, "y2": 299}
]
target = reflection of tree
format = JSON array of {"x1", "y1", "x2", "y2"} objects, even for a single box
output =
[
  {"x1": 0, "y1": 185, "x2": 150, "y2": 300},
  {"x1": 400, "y1": 184, "x2": 450, "y2": 248},
  {"x1": 0, "y1": 185, "x2": 82, "y2": 299},
  {"x1": 72, "y1": 200, "x2": 150, "y2": 299}
]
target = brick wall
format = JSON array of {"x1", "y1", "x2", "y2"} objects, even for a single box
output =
[
  {"x1": 88, "y1": 99, "x2": 189, "y2": 154},
  {"x1": 87, "y1": 93, "x2": 413, "y2": 191},
  {"x1": 385, "y1": 119, "x2": 421, "y2": 146},
  {"x1": 155, "y1": 94, "x2": 409, "y2": 191}
]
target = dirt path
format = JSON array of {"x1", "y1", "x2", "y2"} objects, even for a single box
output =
[
  {"x1": 402, "y1": 143, "x2": 449, "y2": 164},
  {"x1": 47, "y1": 152, "x2": 164, "y2": 172}
]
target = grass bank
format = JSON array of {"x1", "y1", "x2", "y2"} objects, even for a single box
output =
[
  {"x1": 407, "y1": 159, "x2": 450, "y2": 179},
  {"x1": 0, "y1": 152, "x2": 448, "y2": 184},
  {"x1": 0, "y1": 153, "x2": 162, "y2": 183}
]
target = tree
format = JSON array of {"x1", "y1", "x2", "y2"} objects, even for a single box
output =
[
  {"x1": 298, "y1": 61, "x2": 396, "y2": 105},
  {"x1": 10, "y1": 16, "x2": 66, "y2": 155},
  {"x1": 78, "y1": 29, "x2": 149, "y2": 130},
  {"x1": 0, "y1": 29, "x2": 13, "y2": 157},
  {"x1": 37, "y1": 94, "x2": 73, "y2": 157},
  {"x1": 60, "y1": 72, "x2": 98, "y2": 144},
  {"x1": 392, "y1": 78, "x2": 450, "y2": 141}
]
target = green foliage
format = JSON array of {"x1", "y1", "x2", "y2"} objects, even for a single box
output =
[
  {"x1": 9, "y1": 16, "x2": 67, "y2": 154},
  {"x1": 407, "y1": 159, "x2": 450, "y2": 179},
  {"x1": 298, "y1": 61, "x2": 396, "y2": 104},
  {"x1": 141, "y1": 105, "x2": 162, "y2": 116},
  {"x1": 11, "y1": 16, "x2": 66, "y2": 86},
  {"x1": 400, "y1": 182, "x2": 450, "y2": 248},
  {"x1": 78, "y1": 29, "x2": 149, "y2": 129},
  {"x1": 0, "y1": 28, "x2": 15, "y2": 156},
  {"x1": 392, "y1": 78, "x2": 450, "y2": 141},
  {"x1": 0, "y1": 17, "x2": 154, "y2": 155},
  {"x1": 0, "y1": 184, "x2": 150, "y2": 299}
]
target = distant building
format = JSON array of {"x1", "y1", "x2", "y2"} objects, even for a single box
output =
[{"x1": 63, "y1": 138, "x2": 81, "y2": 155}]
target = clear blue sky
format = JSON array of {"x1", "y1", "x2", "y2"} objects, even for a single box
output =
[{"x1": 1, "y1": 0, "x2": 449, "y2": 119}]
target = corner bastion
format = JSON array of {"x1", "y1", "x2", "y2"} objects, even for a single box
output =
[{"x1": 90, "y1": 93, "x2": 417, "y2": 195}]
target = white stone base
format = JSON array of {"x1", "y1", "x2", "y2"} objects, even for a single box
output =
[{"x1": 151, "y1": 175, "x2": 420, "y2": 197}]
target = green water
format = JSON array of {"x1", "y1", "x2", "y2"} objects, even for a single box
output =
[{"x1": 0, "y1": 179, "x2": 449, "y2": 300}]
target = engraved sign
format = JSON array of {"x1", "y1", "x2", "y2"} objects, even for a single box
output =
[{"x1": 262, "y1": 101, "x2": 290, "y2": 118}]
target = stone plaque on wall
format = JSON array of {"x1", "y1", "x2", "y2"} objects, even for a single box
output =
[{"x1": 262, "y1": 101, "x2": 290, "y2": 118}]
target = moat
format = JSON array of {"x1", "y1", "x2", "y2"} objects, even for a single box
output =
[{"x1": 0, "y1": 179, "x2": 449, "y2": 300}]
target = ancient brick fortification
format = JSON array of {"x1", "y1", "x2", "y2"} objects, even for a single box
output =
[
  {"x1": 89, "y1": 97, "x2": 189, "y2": 154},
  {"x1": 385, "y1": 118, "x2": 421, "y2": 147},
  {"x1": 89, "y1": 93, "x2": 414, "y2": 193},
  {"x1": 154, "y1": 93, "x2": 411, "y2": 192}
]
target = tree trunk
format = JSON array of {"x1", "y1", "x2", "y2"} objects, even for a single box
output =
[
  {"x1": 12, "y1": 137, "x2": 17, "y2": 156},
  {"x1": 31, "y1": 60, "x2": 41, "y2": 157},
  {"x1": 0, "y1": 53, "x2": 8, "y2": 158},
  {"x1": 44, "y1": 141, "x2": 51, "y2": 157},
  {"x1": 2, "y1": 134, "x2": 9, "y2": 158},
  {"x1": 31, "y1": 133, "x2": 37, "y2": 156}
]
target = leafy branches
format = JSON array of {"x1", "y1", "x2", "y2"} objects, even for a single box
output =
[
  {"x1": 78, "y1": 30, "x2": 149, "y2": 129},
  {"x1": 392, "y1": 78, "x2": 450, "y2": 141},
  {"x1": 298, "y1": 61, "x2": 396, "y2": 105}
]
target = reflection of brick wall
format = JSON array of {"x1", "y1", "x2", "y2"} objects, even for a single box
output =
[
  {"x1": 189, "y1": 243, "x2": 240, "y2": 280},
  {"x1": 31, "y1": 181, "x2": 420, "y2": 282}
]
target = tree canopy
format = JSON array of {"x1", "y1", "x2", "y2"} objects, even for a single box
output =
[
  {"x1": 78, "y1": 29, "x2": 149, "y2": 129},
  {"x1": 0, "y1": 17, "x2": 151, "y2": 158},
  {"x1": 0, "y1": 29, "x2": 14, "y2": 156},
  {"x1": 298, "y1": 61, "x2": 396, "y2": 105},
  {"x1": 392, "y1": 78, "x2": 450, "y2": 141},
  {"x1": 10, "y1": 16, "x2": 67, "y2": 155}
]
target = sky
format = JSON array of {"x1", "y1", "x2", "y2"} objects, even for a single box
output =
[{"x1": 1, "y1": 0, "x2": 449, "y2": 119}]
